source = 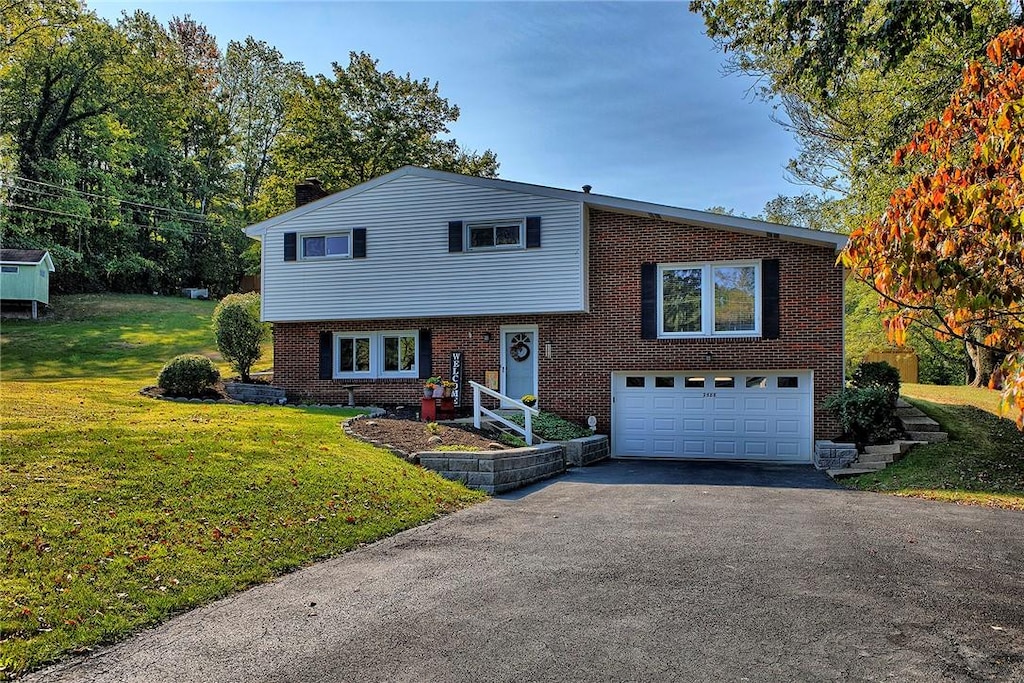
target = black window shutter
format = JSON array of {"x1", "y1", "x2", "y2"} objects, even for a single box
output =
[
  {"x1": 525, "y1": 216, "x2": 541, "y2": 248},
  {"x1": 641, "y1": 263, "x2": 658, "y2": 339},
  {"x1": 284, "y1": 232, "x2": 297, "y2": 261},
  {"x1": 418, "y1": 329, "x2": 432, "y2": 378},
  {"x1": 352, "y1": 228, "x2": 366, "y2": 258},
  {"x1": 318, "y1": 332, "x2": 333, "y2": 380},
  {"x1": 762, "y1": 259, "x2": 780, "y2": 340},
  {"x1": 448, "y1": 221, "x2": 463, "y2": 252}
]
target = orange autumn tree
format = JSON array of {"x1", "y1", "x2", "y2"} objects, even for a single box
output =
[{"x1": 842, "y1": 26, "x2": 1024, "y2": 425}]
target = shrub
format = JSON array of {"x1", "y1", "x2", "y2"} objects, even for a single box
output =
[
  {"x1": 507, "y1": 411, "x2": 592, "y2": 441},
  {"x1": 212, "y1": 293, "x2": 269, "y2": 382},
  {"x1": 158, "y1": 354, "x2": 220, "y2": 397},
  {"x1": 822, "y1": 386, "x2": 900, "y2": 447},
  {"x1": 850, "y1": 361, "x2": 901, "y2": 405},
  {"x1": 497, "y1": 432, "x2": 527, "y2": 448}
]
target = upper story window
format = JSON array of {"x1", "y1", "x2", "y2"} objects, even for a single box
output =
[
  {"x1": 1, "y1": 266, "x2": 19, "y2": 273},
  {"x1": 335, "y1": 330, "x2": 418, "y2": 378},
  {"x1": 302, "y1": 231, "x2": 350, "y2": 259},
  {"x1": 467, "y1": 220, "x2": 524, "y2": 251},
  {"x1": 659, "y1": 261, "x2": 760, "y2": 338}
]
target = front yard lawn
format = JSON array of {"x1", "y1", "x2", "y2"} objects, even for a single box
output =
[
  {"x1": 846, "y1": 385, "x2": 1024, "y2": 510},
  {"x1": 0, "y1": 295, "x2": 483, "y2": 678}
]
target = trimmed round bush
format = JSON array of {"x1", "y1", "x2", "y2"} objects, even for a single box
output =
[
  {"x1": 212, "y1": 293, "x2": 269, "y2": 383},
  {"x1": 158, "y1": 354, "x2": 220, "y2": 397}
]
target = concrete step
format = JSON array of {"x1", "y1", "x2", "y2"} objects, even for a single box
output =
[
  {"x1": 906, "y1": 430, "x2": 949, "y2": 443},
  {"x1": 899, "y1": 416, "x2": 941, "y2": 432},
  {"x1": 828, "y1": 467, "x2": 884, "y2": 478},
  {"x1": 896, "y1": 406, "x2": 924, "y2": 418},
  {"x1": 857, "y1": 452, "x2": 894, "y2": 465},
  {"x1": 864, "y1": 444, "x2": 902, "y2": 456},
  {"x1": 851, "y1": 459, "x2": 889, "y2": 470},
  {"x1": 896, "y1": 440, "x2": 927, "y2": 452}
]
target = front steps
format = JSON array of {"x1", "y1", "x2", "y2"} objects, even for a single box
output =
[{"x1": 827, "y1": 398, "x2": 949, "y2": 478}]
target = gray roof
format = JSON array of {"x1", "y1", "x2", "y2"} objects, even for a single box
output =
[
  {"x1": 245, "y1": 166, "x2": 848, "y2": 251},
  {"x1": 0, "y1": 249, "x2": 47, "y2": 263},
  {"x1": 0, "y1": 249, "x2": 55, "y2": 270}
]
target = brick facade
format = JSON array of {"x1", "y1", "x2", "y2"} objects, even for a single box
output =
[{"x1": 272, "y1": 208, "x2": 845, "y2": 439}]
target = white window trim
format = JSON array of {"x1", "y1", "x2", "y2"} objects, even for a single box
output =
[
  {"x1": 301, "y1": 230, "x2": 352, "y2": 260},
  {"x1": 657, "y1": 260, "x2": 761, "y2": 339},
  {"x1": 333, "y1": 330, "x2": 418, "y2": 379},
  {"x1": 465, "y1": 218, "x2": 525, "y2": 252}
]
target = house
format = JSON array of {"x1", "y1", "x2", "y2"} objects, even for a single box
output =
[
  {"x1": 0, "y1": 249, "x2": 55, "y2": 319},
  {"x1": 245, "y1": 166, "x2": 847, "y2": 463}
]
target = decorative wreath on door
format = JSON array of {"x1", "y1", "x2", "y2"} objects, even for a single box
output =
[{"x1": 509, "y1": 333, "x2": 532, "y2": 362}]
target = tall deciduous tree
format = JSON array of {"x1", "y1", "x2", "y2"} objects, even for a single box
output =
[
  {"x1": 841, "y1": 27, "x2": 1024, "y2": 422},
  {"x1": 220, "y1": 38, "x2": 304, "y2": 222},
  {"x1": 259, "y1": 51, "x2": 498, "y2": 216}
]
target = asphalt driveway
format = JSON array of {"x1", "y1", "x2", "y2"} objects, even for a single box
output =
[{"x1": 30, "y1": 460, "x2": 1024, "y2": 682}]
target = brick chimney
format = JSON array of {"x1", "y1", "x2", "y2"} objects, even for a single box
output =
[{"x1": 294, "y1": 178, "x2": 328, "y2": 207}]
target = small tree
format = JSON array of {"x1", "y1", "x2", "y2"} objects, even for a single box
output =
[{"x1": 212, "y1": 293, "x2": 269, "y2": 382}]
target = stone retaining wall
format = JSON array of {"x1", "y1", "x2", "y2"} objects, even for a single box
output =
[
  {"x1": 562, "y1": 434, "x2": 609, "y2": 467},
  {"x1": 224, "y1": 382, "x2": 287, "y2": 405},
  {"x1": 418, "y1": 444, "x2": 565, "y2": 494}
]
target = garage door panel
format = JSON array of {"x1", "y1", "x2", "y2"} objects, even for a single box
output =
[
  {"x1": 652, "y1": 417, "x2": 676, "y2": 432},
  {"x1": 712, "y1": 397, "x2": 737, "y2": 411},
  {"x1": 612, "y1": 371, "x2": 812, "y2": 462},
  {"x1": 712, "y1": 418, "x2": 737, "y2": 433},
  {"x1": 776, "y1": 397, "x2": 802, "y2": 412},
  {"x1": 743, "y1": 397, "x2": 769, "y2": 411},
  {"x1": 743, "y1": 418, "x2": 768, "y2": 434}
]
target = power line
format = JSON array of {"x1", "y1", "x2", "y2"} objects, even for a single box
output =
[
  {"x1": 4, "y1": 176, "x2": 212, "y2": 224},
  {"x1": 4, "y1": 202, "x2": 228, "y2": 238}
]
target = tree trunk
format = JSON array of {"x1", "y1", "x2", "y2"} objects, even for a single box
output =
[{"x1": 965, "y1": 327, "x2": 1004, "y2": 387}]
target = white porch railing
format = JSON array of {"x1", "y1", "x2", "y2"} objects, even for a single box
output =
[{"x1": 469, "y1": 380, "x2": 540, "y2": 445}]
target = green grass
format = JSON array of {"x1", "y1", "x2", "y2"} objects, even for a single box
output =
[
  {"x1": 845, "y1": 386, "x2": 1024, "y2": 510},
  {"x1": 0, "y1": 295, "x2": 483, "y2": 678}
]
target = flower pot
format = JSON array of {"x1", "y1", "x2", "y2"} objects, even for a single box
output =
[
  {"x1": 442, "y1": 386, "x2": 453, "y2": 398},
  {"x1": 432, "y1": 387, "x2": 444, "y2": 398},
  {"x1": 423, "y1": 387, "x2": 434, "y2": 398}
]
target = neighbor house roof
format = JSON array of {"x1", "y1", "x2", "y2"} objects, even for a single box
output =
[
  {"x1": 244, "y1": 166, "x2": 848, "y2": 251},
  {"x1": 0, "y1": 249, "x2": 55, "y2": 270}
]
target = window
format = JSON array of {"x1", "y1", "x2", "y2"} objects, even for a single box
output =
[
  {"x1": 658, "y1": 261, "x2": 760, "y2": 338},
  {"x1": 778, "y1": 376, "x2": 800, "y2": 388},
  {"x1": 1, "y1": 266, "x2": 18, "y2": 273},
  {"x1": 684, "y1": 377, "x2": 705, "y2": 388},
  {"x1": 466, "y1": 220, "x2": 524, "y2": 250},
  {"x1": 335, "y1": 331, "x2": 418, "y2": 378},
  {"x1": 745, "y1": 376, "x2": 768, "y2": 389},
  {"x1": 382, "y1": 333, "x2": 416, "y2": 373},
  {"x1": 625, "y1": 376, "x2": 646, "y2": 388},
  {"x1": 655, "y1": 376, "x2": 675, "y2": 388},
  {"x1": 302, "y1": 232, "x2": 350, "y2": 259}
]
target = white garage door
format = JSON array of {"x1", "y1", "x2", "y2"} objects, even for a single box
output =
[{"x1": 611, "y1": 371, "x2": 813, "y2": 462}]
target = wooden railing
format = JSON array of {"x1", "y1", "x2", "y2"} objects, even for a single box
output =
[{"x1": 469, "y1": 380, "x2": 539, "y2": 446}]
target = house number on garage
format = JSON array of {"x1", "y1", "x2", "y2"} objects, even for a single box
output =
[{"x1": 703, "y1": 392, "x2": 717, "y2": 398}]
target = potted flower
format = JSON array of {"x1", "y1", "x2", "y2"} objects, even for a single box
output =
[
  {"x1": 442, "y1": 379, "x2": 456, "y2": 398},
  {"x1": 424, "y1": 376, "x2": 442, "y2": 398},
  {"x1": 521, "y1": 394, "x2": 537, "y2": 407}
]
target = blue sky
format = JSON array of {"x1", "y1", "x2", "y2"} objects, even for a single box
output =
[{"x1": 93, "y1": 1, "x2": 799, "y2": 216}]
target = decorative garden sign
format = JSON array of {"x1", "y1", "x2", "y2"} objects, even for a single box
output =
[{"x1": 450, "y1": 351, "x2": 464, "y2": 407}]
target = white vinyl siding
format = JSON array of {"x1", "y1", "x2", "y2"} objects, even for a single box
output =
[{"x1": 261, "y1": 175, "x2": 584, "y2": 322}]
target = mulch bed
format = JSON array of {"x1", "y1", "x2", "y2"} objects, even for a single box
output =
[{"x1": 348, "y1": 418, "x2": 506, "y2": 454}]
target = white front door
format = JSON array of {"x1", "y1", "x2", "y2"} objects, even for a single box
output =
[{"x1": 500, "y1": 325, "x2": 538, "y2": 405}]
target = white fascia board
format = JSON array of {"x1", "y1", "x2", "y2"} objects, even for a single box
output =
[
  {"x1": 242, "y1": 165, "x2": 849, "y2": 251},
  {"x1": 0, "y1": 253, "x2": 55, "y2": 270}
]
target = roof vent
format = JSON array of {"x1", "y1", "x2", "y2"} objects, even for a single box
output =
[{"x1": 582, "y1": 184, "x2": 592, "y2": 194}]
